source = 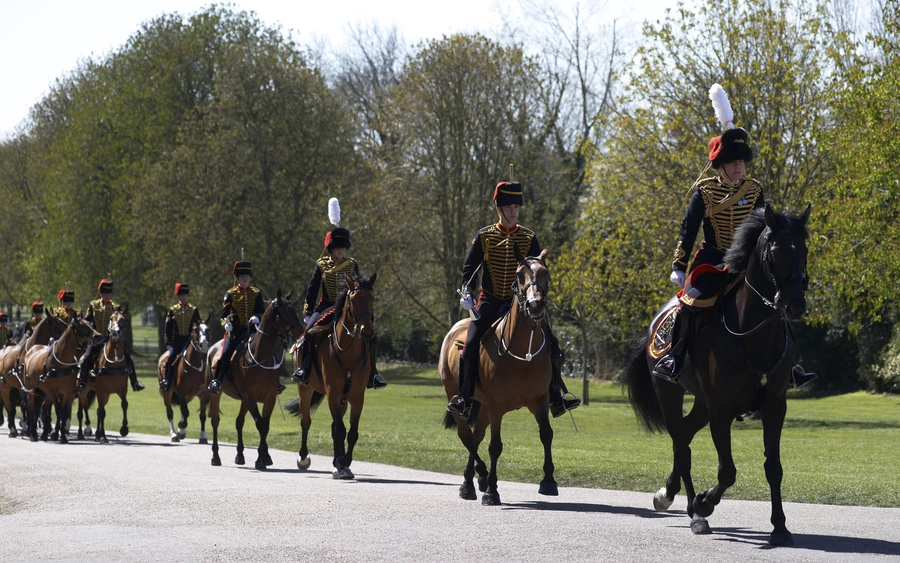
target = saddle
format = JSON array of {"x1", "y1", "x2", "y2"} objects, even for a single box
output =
[
  {"x1": 677, "y1": 264, "x2": 743, "y2": 309},
  {"x1": 306, "y1": 307, "x2": 337, "y2": 336},
  {"x1": 451, "y1": 315, "x2": 507, "y2": 351}
]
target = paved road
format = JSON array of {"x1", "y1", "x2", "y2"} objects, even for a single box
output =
[{"x1": 1, "y1": 428, "x2": 898, "y2": 562}]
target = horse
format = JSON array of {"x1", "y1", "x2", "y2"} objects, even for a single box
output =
[
  {"x1": 157, "y1": 318, "x2": 210, "y2": 443},
  {"x1": 77, "y1": 309, "x2": 133, "y2": 443},
  {"x1": 21, "y1": 317, "x2": 101, "y2": 442},
  {"x1": 623, "y1": 204, "x2": 811, "y2": 546},
  {"x1": 206, "y1": 290, "x2": 302, "y2": 469},
  {"x1": 285, "y1": 272, "x2": 377, "y2": 479},
  {"x1": 438, "y1": 248, "x2": 557, "y2": 505},
  {"x1": 0, "y1": 313, "x2": 69, "y2": 437}
]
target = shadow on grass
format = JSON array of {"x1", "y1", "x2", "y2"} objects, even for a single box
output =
[
  {"x1": 712, "y1": 527, "x2": 900, "y2": 556},
  {"x1": 502, "y1": 500, "x2": 681, "y2": 519}
]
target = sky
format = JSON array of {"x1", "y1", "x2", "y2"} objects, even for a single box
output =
[{"x1": 0, "y1": 0, "x2": 678, "y2": 139}]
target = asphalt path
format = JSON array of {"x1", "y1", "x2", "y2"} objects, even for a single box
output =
[{"x1": 1, "y1": 426, "x2": 899, "y2": 562}]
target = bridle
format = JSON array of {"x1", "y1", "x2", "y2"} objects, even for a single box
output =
[
  {"x1": 499, "y1": 256, "x2": 549, "y2": 361},
  {"x1": 333, "y1": 287, "x2": 375, "y2": 351},
  {"x1": 244, "y1": 297, "x2": 299, "y2": 370}
]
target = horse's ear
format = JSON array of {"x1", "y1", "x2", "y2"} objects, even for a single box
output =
[
  {"x1": 204, "y1": 313, "x2": 211, "y2": 324},
  {"x1": 345, "y1": 274, "x2": 357, "y2": 289},
  {"x1": 538, "y1": 249, "x2": 548, "y2": 262},
  {"x1": 764, "y1": 204, "x2": 777, "y2": 229},
  {"x1": 277, "y1": 288, "x2": 283, "y2": 299},
  {"x1": 285, "y1": 290, "x2": 293, "y2": 301},
  {"x1": 368, "y1": 273, "x2": 377, "y2": 286},
  {"x1": 799, "y1": 204, "x2": 812, "y2": 227},
  {"x1": 513, "y1": 244, "x2": 525, "y2": 264}
]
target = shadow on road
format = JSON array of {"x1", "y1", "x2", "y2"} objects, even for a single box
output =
[
  {"x1": 502, "y1": 501, "x2": 681, "y2": 519},
  {"x1": 714, "y1": 528, "x2": 900, "y2": 556},
  {"x1": 356, "y1": 477, "x2": 455, "y2": 487}
]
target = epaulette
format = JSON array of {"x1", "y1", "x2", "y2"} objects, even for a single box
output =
[{"x1": 515, "y1": 225, "x2": 535, "y2": 236}]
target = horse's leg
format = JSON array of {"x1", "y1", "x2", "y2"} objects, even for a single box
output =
[
  {"x1": 529, "y1": 397, "x2": 557, "y2": 496},
  {"x1": 59, "y1": 395, "x2": 73, "y2": 444},
  {"x1": 472, "y1": 408, "x2": 489, "y2": 492},
  {"x1": 76, "y1": 395, "x2": 84, "y2": 440},
  {"x1": 40, "y1": 396, "x2": 53, "y2": 441},
  {"x1": 164, "y1": 391, "x2": 179, "y2": 442},
  {"x1": 210, "y1": 395, "x2": 221, "y2": 466},
  {"x1": 2, "y1": 387, "x2": 17, "y2": 438},
  {"x1": 26, "y1": 393, "x2": 40, "y2": 442},
  {"x1": 51, "y1": 395, "x2": 65, "y2": 442},
  {"x1": 81, "y1": 392, "x2": 93, "y2": 437},
  {"x1": 482, "y1": 409, "x2": 503, "y2": 506},
  {"x1": 177, "y1": 399, "x2": 189, "y2": 440},
  {"x1": 342, "y1": 384, "x2": 366, "y2": 472},
  {"x1": 119, "y1": 387, "x2": 129, "y2": 437},
  {"x1": 761, "y1": 394, "x2": 792, "y2": 546},
  {"x1": 254, "y1": 397, "x2": 275, "y2": 470},
  {"x1": 327, "y1": 387, "x2": 351, "y2": 479},
  {"x1": 654, "y1": 397, "x2": 709, "y2": 511},
  {"x1": 234, "y1": 401, "x2": 248, "y2": 466},
  {"x1": 692, "y1": 408, "x2": 736, "y2": 521},
  {"x1": 198, "y1": 395, "x2": 208, "y2": 444},
  {"x1": 96, "y1": 392, "x2": 109, "y2": 443},
  {"x1": 296, "y1": 388, "x2": 313, "y2": 470}
]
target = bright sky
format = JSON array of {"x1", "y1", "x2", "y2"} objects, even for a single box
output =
[{"x1": 0, "y1": 0, "x2": 678, "y2": 139}]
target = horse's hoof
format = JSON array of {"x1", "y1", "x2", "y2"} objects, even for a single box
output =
[
  {"x1": 459, "y1": 482, "x2": 477, "y2": 501},
  {"x1": 538, "y1": 480, "x2": 559, "y2": 496},
  {"x1": 235, "y1": 454, "x2": 245, "y2": 465},
  {"x1": 40, "y1": 435, "x2": 49, "y2": 442},
  {"x1": 84, "y1": 427, "x2": 92, "y2": 437},
  {"x1": 119, "y1": 427, "x2": 129, "y2": 437},
  {"x1": 332, "y1": 468, "x2": 354, "y2": 480},
  {"x1": 30, "y1": 436, "x2": 38, "y2": 443},
  {"x1": 481, "y1": 492, "x2": 501, "y2": 506},
  {"x1": 690, "y1": 516, "x2": 712, "y2": 535},
  {"x1": 77, "y1": 432, "x2": 84, "y2": 441},
  {"x1": 297, "y1": 456, "x2": 311, "y2": 471},
  {"x1": 171, "y1": 435, "x2": 180, "y2": 443},
  {"x1": 198, "y1": 438, "x2": 208, "y2": 445},
  {"x1": 100, "y1": 436, "x2": 109, "y2": 444},
  {"x1": 59, "y1": 435, "x2": 68, "y2": 444},
  {"x1": 692, "y1": 493, "x2": 715, "y2": 518},
  {"x1": 211, "y1": 456, "x2": 221, "y2": 467},
  {"x1": 477, "y1": 476, "x2": 488, "y2": 493},
  {"x1": 769, "y1": 530, "x2": 794, "y2": 547},
  {"x1": 177, "y1": 431, "x2": 186, "y2": 440},
  {"x1": 255, "y1": 460, "x2": 267, "y2": 470},
  {"x1": 51, "y1": 431, "x2": 59, "y2": 441},
  {"x1": 653, "y1": 487, "x2": 674, "y2": 512},
  {"x1": 8, "y1": 429, "x2": 16, "y2": 438}
]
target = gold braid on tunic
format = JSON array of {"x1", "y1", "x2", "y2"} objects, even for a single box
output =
[
  {"x1": 698, "y1": 177, "x2": 764, "y2": 252},
  {"x1": 317, "y1": 256, "x2": 358, "y2": 302},
  {"x1": 89, "y1": 299, "x2": 119, "y2": 338},
  {"x1": 169, "y1": 303, "x2": 198, "y2": 337},
  {"x1": 480, "y1": 224, "x2": 535, "y2": 301},
  {"x1": 226, "y1": 287, "x2": 260, "y2": 327}
]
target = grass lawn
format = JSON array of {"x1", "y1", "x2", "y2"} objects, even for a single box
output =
[{"x1": 116, "y1": 323, "x2": 900, "y2": 508}]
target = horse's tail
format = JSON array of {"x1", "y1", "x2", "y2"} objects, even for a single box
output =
[
  {"x1": 622, "y1": 341, "x2": 666, "y2": 433},
  {"x1": 283, "y1": 392, "x2": 325, "y2": 418},
  {"x1": 81, "y1": 389, "x2": 97, "y2": 410},
  {"x1": 441, "y1": 401, "x2": 481, "y2": 429}
]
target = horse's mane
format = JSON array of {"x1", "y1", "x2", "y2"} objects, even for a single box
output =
[
  {"x1": 333, "y1": 272, "x2": 373, "y2": 320},
  {"x1": 724, "y1": 207, "x2": 810, "y2": 273}
]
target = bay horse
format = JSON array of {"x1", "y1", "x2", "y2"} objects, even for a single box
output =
[
  {"x1": 0, "y1": 313, "x2": 68, "y2": 437},
  {"x1": 22, "y1": 317, "x2": 101, "y2": 442},
  {"x1": 285, "y1": 272, "x2": 377, "y2": 479},
  {"x1": 623, "y1": 204, "x2": 811, "y2": 546},
  {"x1": 78, "y1": 309, "x2": 132, "y2": 443},
  {"x1": 206, "y1": 290, "x2": 302, "y2": 469},
  {"x1": 157, "y1": 318, "x2": 210, "y2": 443},
  {"x1": 438, "y1": 248, "x2": 556, "y2": 505}
]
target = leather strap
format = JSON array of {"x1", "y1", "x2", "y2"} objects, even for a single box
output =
[{"x1": 704, "y1": 180, "x2": 752, "y2": 218}]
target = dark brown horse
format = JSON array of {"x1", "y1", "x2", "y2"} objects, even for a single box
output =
[
  {"x1": 0, "y1": 313, "x2": 68, "y2": 437},
  {"x1": 439, "y1": 248, "x2": 557, "y2": 505},
  {"x1": 206, "y1": 290, "x2": 302, "y2": 469},
  {"x1": 22, "y1": 317, "x2": 101, "y2": 442},
  {"x1": 78, "y1": 309, "x2": 132, "y2": 443},
  {"x1": 157, "y1": 318, "x2": 210, "y2": 443},
  {"x1": 624, "y1": 205, "x2": 810, "y2": 546},
  {"x1": 285, "y1": 273, "x2": 377, "y2": 479}
]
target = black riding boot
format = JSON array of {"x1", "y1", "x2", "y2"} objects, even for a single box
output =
[
  {"x1": 125, "y1": 352, "x2": 144, "y2": 392},
  {"x1": 791, "y1": 364, "x2": 817, "y2": 388},
  {"x1": 292, "y1": 336, "x2": 314, "y2": 385},
  {"x1": 652, "y1": 308, "x2": 693, "y2": 382},
  {"x1": 448, "y1": 350, "x2": 477, "y2": 416},
  {"x1": 549, "y1": 353, "x2": 581, "y2": 418},
  {"x1": 208, "y1": 356, "x2": 230, "y2": 395},
  {"x1": 367, "y1": 340, "x2": 387, "y2": 390},
  {"x1": 77, "y1": 360, "x2": 90, "y2": 391},
  {"x1": 161, "y1": 360, "x2": 174, "y2": 392}
]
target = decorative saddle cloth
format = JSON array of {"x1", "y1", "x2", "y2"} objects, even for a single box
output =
[
  {"x1": 677, "y1": 264, "x2": 742, "y2": 308},
  {"x1": 648, "y1": 303, "x2": 679, "y2": 361}
]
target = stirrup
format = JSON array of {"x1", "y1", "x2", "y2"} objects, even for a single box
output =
[
  {"x1": 550, "y1": 392, "x2": 581, "y2": 418},
  {"x1": 208, "y1": 379, "x2": 222, "y2": 395},
  {"x1": 276, "y1": 383, "x2": 286, "y2": 395},
  {"x1": 447, "y1": 395, "x2": 470, "y2": 416},
  {"x1": 368, "y1": 373, "x2": 387, "y2": 390},
  {"x1": 651, "y1": 356, "x2": 680, "y2": 382},
  {"x1": 293, "y1": 368, "x2": 310, "y2": 385},
  {"x1": 791, "y1": 364, "x2": 817, "y2": 389},
  {"x1": 132, "y1": 381, "x2": 145, "y2": 392},
  {"x1": 159, "y1": 380, "x2": 171, "y2": 392}
]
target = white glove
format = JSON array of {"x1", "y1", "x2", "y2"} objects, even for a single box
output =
[
  {"x1": 459, "y1": 294, "x2": 474, "y2": 311},
  {"x1": 224, "y1": 322, "x2": 233, "y2": 333},
  {"x1": 249, "y1": 315, "x2": 260, "y2": 325},
  {"x1": 303, "y1": 315, "x2": 311, "y2": 325},
  {"x1": 670, "y1": 270, "x2": 685, "y2": 287}
]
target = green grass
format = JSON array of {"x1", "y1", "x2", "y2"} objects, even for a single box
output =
[{"x1": 120, "y1": 323, "x2": 900, "y2": 507}]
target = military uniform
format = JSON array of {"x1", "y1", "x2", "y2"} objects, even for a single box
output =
[
  {"x1": 450, "y1": 181, "x2": 579, "y2": 418},
  {"x1": 55, "y1": 290, "x2": 78, "y2": 324},
  {"x1": 0, "y1": 312, "x2": 14, "y2": 347},
  {"x1": 208, "y1": 261, "x2": 265, "y2": 394},
  {"x1": 78, "y1": 279, "x2": 144, "y2": 391},
  {"x1": 162, "y1": 283, "x2": 201, "y2": 391},
  {"x1": 23, "y1": 301, "x2": 43, "y2": 338}
]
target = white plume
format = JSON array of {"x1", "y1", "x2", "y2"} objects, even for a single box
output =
[
  {"x1": 328, "y1": 197, "x2": 341, "y2": 227},
  {"x1": 708, "y1": 83, "x2": 735, "y2": 130}
]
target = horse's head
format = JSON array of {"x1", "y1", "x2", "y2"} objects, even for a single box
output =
[
  {"x1": 343, "y1": 273, "x2": 377, "y2": 342},
  {"x1": 761, "y1": 204, "x2": 811, "y2": 320},
  {"x1": 74, "y1": 317, "x2": 103, "y2": 347},
  {"x1": 108, "y1": 310, "x2": 126, "y2": 341},
  {"x1": 269, "y1": 289, "x2": 303, "y2": 340},
  {"x1": 195, "y1": 314, "x2": 210, "y2": 354},
  {"x1": 513, "y1": 246, "x2": 550, "y2": 321}
]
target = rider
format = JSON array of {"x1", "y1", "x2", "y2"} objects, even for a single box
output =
[
  {"x1": 54, "y1": 290, "x2": 78, "y2": 323},
  {"x1": 293, "y1": 198, "x2": 387, "y2": 390},
  {"x1": 449, "y1": 180, "x2": 581, "y2": 418},
  {"x1": 207, "y1": 261, "x2": 265, "y2": 395},
  {"x1": 23, "y1": 301, "x2": 43, "y2": 338},
  {"x1": 161, "y1": 282, "x2": 200, "y2": 392},
  {"x1": 0, "y1": 312, "x2": 15, "y2": 346},
  {"x1": 653, "y1": 84, "x2": 815, "y2": 388},
  {"x1": 77, "y1": 279, "x2": 145, "y2": 392}
]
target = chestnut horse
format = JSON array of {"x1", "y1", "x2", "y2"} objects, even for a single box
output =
[
  {"x1": 206, "y1": 290, "x2": 302, "y2": 469},
  {"x1": 438, "y1": 248, "x2": 556, "y2": 505},
  {"x1": 0, "y1": 313, "x2": 68, "y2": 437},
  {"x1": 623, "y1": 205, "x2": 811, "y2": 546},
  {"x1": 22, "y1": 317, "x2": 101, "y2": 442},
  {"x1": 78, "y1": 309, "x2": 132, "y2": 443},
  {"x1": 157, "y1": 319, "x2": 210, "y2": 443},
  {"x1": 285, "y1": 272, "x2": 377, "y2": 479}
]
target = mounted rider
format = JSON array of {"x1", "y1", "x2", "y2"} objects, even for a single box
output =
[
  {"x1": 449, "y1": 179, "x2": 581, "y2": 418},
  {"x1": 0, "y1": 312, "x2": 15, "y2": 346},
  {"x1": 54, "y1": 289, "x2": 78, "y2": 323},
  {"x1": 652, "y1": 84, "x2": 816, "y2": 388},
  {"x1": 77, "y1": 278, "x2": 145, "y2": 392},
  {"x1": 207, "y1": 260, "x2": 265, "y2": 395},
  {"x1": 293, "y1": 198, "x2": 387, "y2": 390},
  {"x1": 160, "y1": 282, "x2": 200, "y2": 392},
  {"x1": 23, "y1": 301, "x2": 44, "y2": 338}
]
